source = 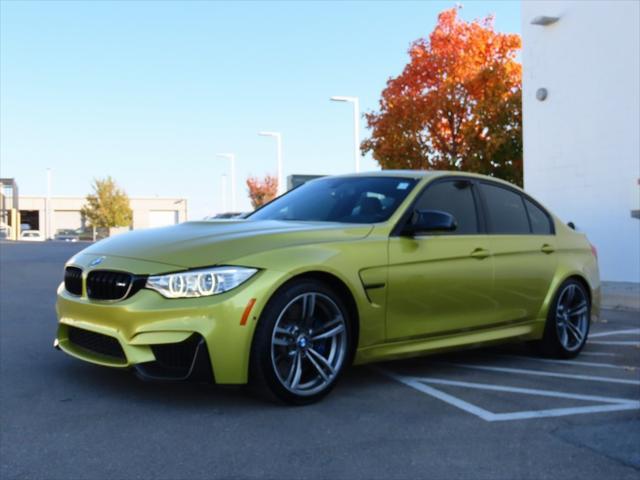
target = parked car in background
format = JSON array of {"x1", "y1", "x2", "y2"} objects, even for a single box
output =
[
  {"x1": 55, "y1": 171, "x2": 600, "y2": 405},
  {"x1": 54, "y1": 229, "x2": 80, "y2": 242},
  {"x1": 0, "y1": 224, "x2": 12, "y2": 239},
  {"x1": 205, "y1": 212, "x2": 249, "y2": 220},
  {"x1": 20, "y1": 230, "x2": 44, "y2": 242},
  {"x1": 74, "y1": 227, "x2": 108, "y2": 241},
  {"x1": 76, "y1": 228, "x2": 94, "y2": 241}
]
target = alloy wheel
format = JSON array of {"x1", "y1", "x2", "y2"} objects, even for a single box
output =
[
  {"x1": 555, "y1": 283, "x2": 589, "y2": 352},
  {"x1": 270, "y1": 292, "x2": 348, "y2": 396}
]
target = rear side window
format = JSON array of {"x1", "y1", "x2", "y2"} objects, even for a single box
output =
[
  {"x1": 414, "y1": 180, "x2": 479, "y2": 234},
  {"x1": 480, "y1": 183, "x2": 530, "y2": 234},
  {"x1": 525, "y1": 198, "x2": 553, "y2": 234}
]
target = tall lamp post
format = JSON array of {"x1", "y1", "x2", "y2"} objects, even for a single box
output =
[
  {"x1": 258, "y1": 131, "x2": 284, "y2": 196},
  {"x1": 216, "y1": 153, "x2": 236, "y2": 211},
  {"x1": 330, "y1": 96, "x2": 360, "y2": 173},
  {"x1": 221, "y1": 173, "x2": 228, "y2": 212}
]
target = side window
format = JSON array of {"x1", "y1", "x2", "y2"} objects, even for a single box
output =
[
  {"x1": 480, "y1": 183, "x2": 530, "y2": 234},
  {"x1": 525, "y1": 198, "x2": 553, "y2": 235},
  {"x1": 414, "y1": 180, "x2": 479, "y2": 234}
]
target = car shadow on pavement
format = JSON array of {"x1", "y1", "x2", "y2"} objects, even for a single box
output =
[
  {"x1": 53, "y1": 343, "x2": 534, "y2": 409},
  {"x1": 56, "y1": 361, "x2": 267, "y2": 409}
]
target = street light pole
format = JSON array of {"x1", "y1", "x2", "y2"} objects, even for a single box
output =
[
  {"x1": 330, "y1": 96, "x2": 360, "y2": 173},
  {"x1": 221, "y1": 174, "x2": 228, "y2": 212},
  {"x1": 216, "y1": 153, "x2": 236, "y2": 211},
  {"x1": 258, "y1": 131, "x2": 284, "y2": 195}
]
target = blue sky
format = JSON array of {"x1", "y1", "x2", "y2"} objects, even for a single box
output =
[{"x1": 1, "y1": 0, "x2": 520, "y2": 219}]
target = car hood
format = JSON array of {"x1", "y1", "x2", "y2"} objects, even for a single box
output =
[{"x1": 81, "y1": 220, "x2": 374, "y2": 269}]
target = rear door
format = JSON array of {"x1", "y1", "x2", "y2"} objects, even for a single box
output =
[
  {"x1": 386, "y1": 178, "x2": 496, "y2": 341},
  {"x1": 478, "y1": 181, "x2": 557, "y2": 323}
]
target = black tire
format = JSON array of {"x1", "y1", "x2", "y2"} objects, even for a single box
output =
[
  {"x1": 249, "y1": 279, "x2": 353, "y2": 405},
  {"x1": 537, "y1": 278, "x2": 591, "y2": 359}
]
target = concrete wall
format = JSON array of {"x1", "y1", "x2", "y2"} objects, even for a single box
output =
[
  {"x1": 0, "y1": 190, "x2": 6, "y2": 225},
  {"x1": 12, "y1": 196, "x2": 188, "y2": 238},
  {"x1": 522, "y1": 0, "x2": 640, "y2": 282}
]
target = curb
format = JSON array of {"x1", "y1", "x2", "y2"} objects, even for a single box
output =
[{"x1": 601, "y1": 281, "x2": 640, "y2": 312}]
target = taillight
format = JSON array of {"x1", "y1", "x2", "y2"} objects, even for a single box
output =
[{"x1": 590, "y1": 244, "x2": 598, "y2": 260}]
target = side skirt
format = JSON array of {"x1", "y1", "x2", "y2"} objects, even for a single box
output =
[{"x1": 354, "y1": 320, "x2": 543, "y2": 365}]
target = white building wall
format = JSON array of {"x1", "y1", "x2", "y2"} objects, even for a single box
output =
[
  {"x1": 15, "y1": 196, "x2": 188, "y2": 237},
  {"x1": 522, "y1": 0, "x2": 640, "y2": 282},
  {"x1": 54, "y1": 210, "x2": 83, "y2": 230},
  {"x1": 129, "y1": 198, "x2": 188, "y2": 229}
]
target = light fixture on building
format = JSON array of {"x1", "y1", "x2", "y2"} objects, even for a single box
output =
[
  {"x1": 536, "y1": 88, "x2": 548, "y2": 101},
  {"x1": 531, "y1": 15, "x2": 560, "y2": 26}
]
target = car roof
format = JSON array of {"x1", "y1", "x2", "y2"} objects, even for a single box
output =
[
  {"x1": 330, "y1": 170, "x2": 519, "y2": 188},
  {"x1": 330, "y1": 170, "x2": 437, "y2": 179}
]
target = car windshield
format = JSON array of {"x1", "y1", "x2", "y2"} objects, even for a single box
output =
[{"x1": 248, "y1": 176, "x2": 418, "y2": 223}]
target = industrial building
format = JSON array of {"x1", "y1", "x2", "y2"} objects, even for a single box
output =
[
  {"x1": 522, "y1": 1, "x2": 640, "y2": 283},
  {"x1": 1, "y1": 178, "x2": 188, "y2": 240}
]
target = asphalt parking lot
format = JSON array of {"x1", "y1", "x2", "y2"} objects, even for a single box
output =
[{"x1": 1, "y1": 242, "x2": 639, "y2": 480}]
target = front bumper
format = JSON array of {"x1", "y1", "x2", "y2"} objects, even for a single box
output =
[{"x1": 55, "y1": 269, "x2": 283, "y2": 384}]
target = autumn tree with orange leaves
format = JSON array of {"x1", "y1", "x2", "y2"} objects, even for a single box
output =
[
  {"x1": 246, "y1": 175, "x2": 278, "y2": 209},
  {"x1": 362, "y1": 7, "x2": 523, "y2": 185}
]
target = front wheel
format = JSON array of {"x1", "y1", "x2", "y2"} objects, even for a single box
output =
[
  {"x1": 537, "y1": 279, "x2": 591, "y2": 358},
  {"x1": 249, "y1": 279, "x2": 352, "y2": 405}
]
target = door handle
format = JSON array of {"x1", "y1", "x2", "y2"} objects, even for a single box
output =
[
  {"x1": 541, "y1": 244, "x2": 555, "y2": 254},
  {"x1": 470, "y1": 248, "x2": 490, "y2": 259}
]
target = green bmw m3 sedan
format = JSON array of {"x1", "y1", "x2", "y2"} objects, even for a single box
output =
[{"x1": 55, "y1": 171, "x2": 600, "y2": 404}]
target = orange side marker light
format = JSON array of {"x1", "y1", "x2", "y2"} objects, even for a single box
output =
[{"x1": 240, "y1": 298, "x2": 257, "y2": 326}]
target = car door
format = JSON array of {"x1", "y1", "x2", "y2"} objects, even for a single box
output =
[
  {"x1": 478, "y1": 181, "x2": 558, "y2": 323},
  {"x1": 386, "y1": 178, "x2": 496, "y2": 341}
]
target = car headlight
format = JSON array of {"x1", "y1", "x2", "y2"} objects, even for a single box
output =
[{"x1": 145, "y1": 266, "x2": 258, "y2": 299}]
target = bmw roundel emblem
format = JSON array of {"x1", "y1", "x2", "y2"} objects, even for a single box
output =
[{"x1": 89, "y1": 256, "x2": 105, "y2": 267}]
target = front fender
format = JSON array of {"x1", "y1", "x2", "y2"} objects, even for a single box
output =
[{"x1": 236, "y1": 236, "x2": 389, "y2": 349}]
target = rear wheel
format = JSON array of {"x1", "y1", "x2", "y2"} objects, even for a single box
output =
[
  {"x1": 250, "y1": 279, "x2": 352, "y2": 405},
  {"x1": 538, "y1": 279, "x2": 590, "y2": 358}
]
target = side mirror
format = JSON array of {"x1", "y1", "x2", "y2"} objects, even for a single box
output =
[{"x1": 404, "y1": 209, "x2": 457, "y2": 236}]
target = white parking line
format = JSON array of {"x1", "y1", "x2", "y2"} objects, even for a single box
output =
[
  {"x1": 378, "y1": 322, "x2": 640, "y2": 421},
  {"x1": 378, "y1": 369, "x2": 640, "y2": 422},
  {"x1": 496, "y1": 354, "x2": 635, "y2": 371},
  {"x1": 580, "y1": 352, "x2": 618, "y2": 357},
  {"x1": 383, "y1": 373, "x2": 494, "y2": 421},
  {"x1": 442, "y1": 363, "x2": 640, "y2": 385},
  {"x1": 413, "y1": 377, "x2": 638, "y2": 404},
  {"x1": 589, "y1": 328, "x2": 640, "y2": 338},
  {"x1": 493, "y1": 403, "x2": 640, "y2": 421}
]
